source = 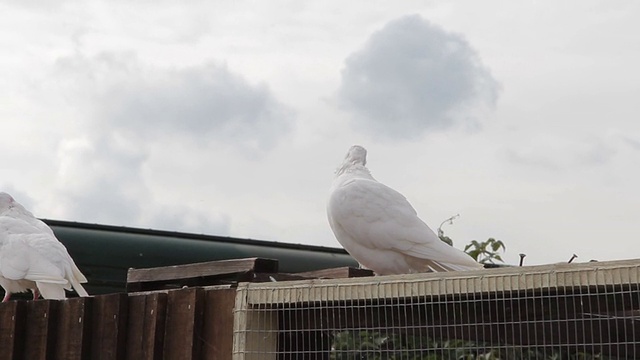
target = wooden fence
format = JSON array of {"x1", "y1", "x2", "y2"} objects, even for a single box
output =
[
  {"x1": 0, "y1": 286, "x2": 237, "y2": 360},
  {"x1": 0, "y1": 258, "x2": 372, "y2": 360}
]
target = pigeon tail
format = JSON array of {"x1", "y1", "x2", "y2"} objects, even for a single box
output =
[
  {"x1": 36, "y1": 282, "x2": 66, "y2": 300},
  {"x1": 69, "y1": 262, "x2": 89, "y2": 297},
  {"x1": 432, "y1": 261, "x2": 483, "y2": 272},
  {"x1": 70, "y1": 277, "x2": 89, "y2": 297},
  {"x1": 405, "y1": 256, "x2": 482, "y2": 273}
]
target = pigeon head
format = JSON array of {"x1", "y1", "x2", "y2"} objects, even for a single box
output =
[
  {"x1": 0, "y1": 192, "x2": 15, "y2": 211},
  {"x1": 335, "y1": 145, "x2": 370, "y2": 177},
  {"x1": 344, "y1": 145, "x2": 367, "y2": 166},
  {"x1": 0, "y1": 192, "x2": 30, "y2": 217}
]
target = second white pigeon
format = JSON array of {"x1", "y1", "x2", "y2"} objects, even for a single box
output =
[
  {"x1": 0, "y1": 192, "x2": 89, "y2": 301},
  {"x1": 327, "y1": 145, "x2": 482, "y2": 275}
]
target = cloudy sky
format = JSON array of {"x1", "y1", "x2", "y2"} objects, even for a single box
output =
[{"x1": 2, "y1": 1, "x2": 639, "y2": 266}]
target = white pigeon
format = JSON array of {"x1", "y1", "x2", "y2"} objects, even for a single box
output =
[
  {"x1": 0, "y1": 192, "x2": 89, "y2": 301},
  {"x1": 327, "y1": 145, "x2": 482, "y2": 275}
]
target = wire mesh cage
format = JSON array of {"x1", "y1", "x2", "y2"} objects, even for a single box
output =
[{"x1": 233, "y1": 259, "x2": 640, "y2": 360}]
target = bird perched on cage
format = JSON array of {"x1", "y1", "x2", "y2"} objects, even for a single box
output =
[
  {"x1": 327, "y1": 145, "x2": 482, "y2": 275},
  {"x1": 0, "y1": 192, "x2": 89, "y2": 301}
]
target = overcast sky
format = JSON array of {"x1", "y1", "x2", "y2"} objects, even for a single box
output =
[{"x1": 2, "y1": 1, "x2": 640, "y2": 266}]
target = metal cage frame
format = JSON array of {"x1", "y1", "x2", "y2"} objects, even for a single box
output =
[{"x1": 233, "y1": 259, "x2": 640, "y2": 359}]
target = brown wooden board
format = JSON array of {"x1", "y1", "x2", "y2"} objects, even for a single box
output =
[
  {"x1": 162, "y1": 287, "x2": 205, "y2": 359},
  {"x1": 201, "y1": 288, "x2": 237, "y2": 360},
  {"x1": 24, "y1": 300, "x2": 59, "y2": 360},
  {"x1": 90, "y1": 293, "x2": 128, "y2": 360},
  {"x1": 0, "y1": 301, "x2": 26, "y2": 360},
  {"x1": 251, "y1": 273, "x2": 310, "y2": 283},
  {"x1": 54, "y1": 297, "x2": 92, "y2": 360},
  {"x1": 295, "y1": 267, "x2": 374, "y2": 279},
  {"x1": 125, "y1": 292, "x2": 167, "y2": 360},
  {"x1": 126, "y1": 258, "x2": 279, "y2": 292}
]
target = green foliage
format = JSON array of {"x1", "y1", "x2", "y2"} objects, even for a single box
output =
[
  {"x1": 438, "y1": 234, "x2": 453, "y2": 247},
  {"x1": 436, "y1": 214, "x2": 506, "y2": 265},
  {"x1": 330, "y1": 330, "x2": 608, "y2": 360},
  {"x1": 437, "y1": 214, "x2": 459, "y2": 246},
  {"x1": 464, "y1": 238, "x2": 506, "y2": 264},
  {"x1": 330, "y1": 330, "x2": 482, "y2": 360}
]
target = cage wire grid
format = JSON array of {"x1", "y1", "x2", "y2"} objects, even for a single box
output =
[{"x1": 232, "y1": 259, "x2": 640, "y2": 360}]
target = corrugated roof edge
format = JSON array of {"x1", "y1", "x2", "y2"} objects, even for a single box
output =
[{"x1": 42, "y1": 218, "x2": 349, "y2": 255}]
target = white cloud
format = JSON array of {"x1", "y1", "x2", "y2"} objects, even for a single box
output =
[
  {"x1": 337, "y1": 14, "x2": 499, "y2": 140},
  {"x1": 45, "y1": 133, "x2": 231, "y2": 234},
  {"x1": 20, "y1": 51, "x2": 293, "y2": 233},
  {"x1": 504, "y1": 134, "x2": 617, "y2": 172},
  {"x1": 49, "y1": 135, "x2": 146, "y2": 224},
  {"x1": 50, "y1": 52, "x2": 294, "y2": 153}
]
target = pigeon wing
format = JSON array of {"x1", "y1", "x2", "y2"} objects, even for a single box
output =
[
  {"x1": 1, "y1": 234, "x2": 68, "y2": 285},
  {"x1": 329, "y1": 177, "x2": 480, "y2": 271}
]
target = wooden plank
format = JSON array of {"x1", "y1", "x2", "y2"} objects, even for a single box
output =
[
  {"x1": 125, "y1": 293, "x2": 167, "y2": 360},
  {"x1": 251, "y1": 267, "x2": 373, "y2": 283},
  {"x1": 127, "y1": 258, "x2": 279, "y2": 284},
  {"x1": 90, "y1": 293, "x2": 128, "y2": 360},
  {"x1": 296, "y1": 267, "x2": 374, "y2": 279},
  {"x1": 162, "y1": 288, "x2": 204, "y2": 359},
  {"x1": 0, "y1": 301, "x2": 26, "y2": 360},
  {"x1": 201, "y1": 288, "x2": 236, "y2": 360},
  {"x1": 243, "y1": 258, "x2": 640, "y2": 304},
  {"x1": 55, "y1": 297, "x2": 92, "y2": 360},
  {"x1": 24, "y1": 300, "x2": 59, "y2": 360},
  {"x1": 251, "y1": 273, "x2": 309, "y2": 282}
]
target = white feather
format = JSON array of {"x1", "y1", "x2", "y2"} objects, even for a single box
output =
[
  {"x1": 327, "y1": 145, "x2": 482, "y2": 275},
  {"x1": 0, "y1": 192, "x2": 89, "y2": 301}
]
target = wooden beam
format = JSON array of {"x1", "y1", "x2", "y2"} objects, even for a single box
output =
[
  {"x1": 162, "y1": 287, "x2": 205, "y2": 359},
  {"x1": 91, "y1": 293, "x2": 128, "y2": 360},
  {"x1": 296, "y1": 267, "x2": 374, "y2": 279},
  {"x1": 125, "y1": 292, "x2": 167, "y2": 360},
  {"x1": 0, "y1": 301, "x2": 26, "y2": 360},
  {"x1": 201, "y1": 288, "x2": 237, "y2": 360},
  {"x1": 126, "y1": 258, "x2": 279, "y2": 292},
  {"x1": 55, "y1": 297, "x2": 92, "y2": 360},
  {"x1": 24, "y1": 300, "x2": 59, "y2": 360}
]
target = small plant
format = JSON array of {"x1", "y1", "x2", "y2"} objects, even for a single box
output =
[
  {"x1": 436, "y1": 214, "x2": 506, "y2": 265},
  {"x1": 437, "y1": 214, "x2": 459, "y2": 246},
  {"x1": 464, "y1": 238, "x2": 506, "y2": 264}
]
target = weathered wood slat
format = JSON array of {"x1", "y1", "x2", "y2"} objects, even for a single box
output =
[
  {"x1": 125, "y1": 292, "x2": 167, "y2": 360},
  {"x1": 201, "y1": 288, "x2": 237, "y2": 360},
  {"x1": 295, "y1": 266, "x2": 374, "y2": 279},
  {"x1": 0, "y1": 301, "x2": 26, "y2": 360},
  {"x1": 24, "y1": 300, "x2": 58, "y2": 360},
  {"x1": 126, "y1": 258, "x2": 279, "y2": 292},
  {"x1": 251, "y1": 273, "x2": 310, "y2": 282},
  {"x1": 91, "y1": 293, "x2": 128, "y2": 360},
  {"x1": 55, "y1": 297, "x2": 92, "y2": 360},
  {"x1": 163, "y1": 288, "x2": 205, "y2": 359}
]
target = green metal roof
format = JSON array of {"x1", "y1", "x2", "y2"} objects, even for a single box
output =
[{"x1": 44, "y1": 219, "x2": 357, "y2": 295}]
